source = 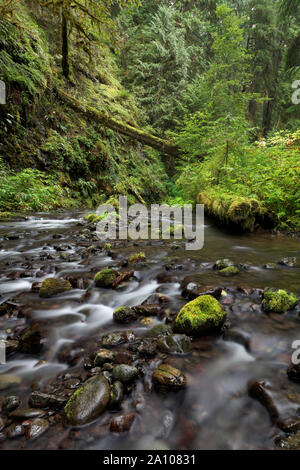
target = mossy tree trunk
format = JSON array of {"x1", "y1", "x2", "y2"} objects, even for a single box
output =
[{"x1": 57, "y1": 89, "x2": 180, "y2": 157}]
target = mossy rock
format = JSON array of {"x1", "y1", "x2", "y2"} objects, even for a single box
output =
[
  {"x1": 113, "y1": 306, "x2": 138, "y2": 323},
  {"x1": 174, "y1": 295, "x2": 226, "y2": 336},
  {"x1": 152, "y1": 364, "x2": 186, "y2": 391},
  {"x1": 219, "y1": 266, "x2": 240, "y2": 277},
  {"x1": 262, "y1": 288, "x2": 298, "y2": 313},
  {"x1": 84, "y1": 213, "x2": 104, "y2": 224},
  {"x1": 148, "y1": 324, "x2": 172, "y2": 337},
  {"x1": 64, "y1": 375, "x2": 110, "y2": 426},
  {"x1": 129, "y1": 252, "x2": 146, "y2": 263},
  {"x1": 39, "y1": 278, "x2": 72, "y2": 298},
  {"x1": 215, "y1": 259, "x2": 235, "y2": 270},
  {"x1": 94, "y1": 268, "x2": 119, "y2": 288}
]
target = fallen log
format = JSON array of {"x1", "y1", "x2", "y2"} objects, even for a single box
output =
[{"x1": 56, "y1": 88, "x2": 180, "y2": 157}]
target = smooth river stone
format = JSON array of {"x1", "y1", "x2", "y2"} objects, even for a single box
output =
[{"x1": 64, "y1": 375, "x2": 110, "y2": 426}]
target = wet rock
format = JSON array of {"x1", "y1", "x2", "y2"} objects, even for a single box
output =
[
  {"x1": 248, "y1": 381, "x2": 279, "y2": 422},
  {"x1": 157, "y1": 334, "x2": 192, "y2": 355},
  {"x1": 182, "y1": 283, "x2": 222, "y2": 301},
  {"x1": 223, "y1": 329, "x2": 251, "y2": 351},
  {"x1": 101, "y1": 332, "x2": 127, "y2": 347},
  {"x1": 219, "y1": 266, "x2": 240, "y2": 277},
  {"x1": 174, "y1": 295, "x2": 226, "y2": 336},
  {"x1": 6, "y1": 422, "x2": 24, "y2": 439},
  {"x1": 3, "y1": 340, "x2": 19, "y2": 357},
  {"x1": 3, "y1": 395, "x2": 20, "y2": 412},
  {"x1": 94, "y1": 349, "x2": 116, "y2": 367},
  {"x1": 113, "y1": 306, "x2": 138, "y2": 323},
  {"x1": 137, "y1": 338, "x2": 157, "y2": 357},
  {"x1": 94, "y1": 269, "x2": 119, "y2": 288},
  {"x1": 39, "y1": 278, "x2": 72, "y2": 298},
  {"x1": 0, "y1": 374, "x2": 21, "y2": 391},
  {"x1": 133, "y1": 304, "x2": 162, "y2": 316},
  {"x1": 9, "y1": 408, "x2": 46, "y2": 420},
  {"x1": 278, "y1": 257, "x2": 297, "y2": 267},
  {"x1": 278, "y1": 417, "x2": 300, "y2": 433},
  {"x1": 25, "y1": 418, "x2": 49, "y2": 440},
  {"x1": 262, "y1": 288, "x2": 298, "y2": 313},
  {"x1": 29, "y1": 391, "x2": 67, "y2": 410},
  {"x1": 110, "y1": 413, "x2": 135, "y2": 433},
  {"x1": 148, "y1": 324, "x2": 172, "y2": 337},
  {"x1": 153, "y1": 364, "x2": 186, "y2": 391},
  {"x1": 109, "y1": 381, "x2": 123, "y2": 409},
  {"x1": 19, "y1": 326, "x2": 43, "y2": 354},
  {"x1": 143, "y1": 293, "x2": 170, "y2": 305},
  {"x1": 112, "y1": 364, "x2": 138, "y2": 383},
  {"x1": 0, "y1": 417, "x2": 6, "y2": 432},
  {"x1": 214, "y1": 259, "x2": 235, "y2": 270},
  {"x1": 64, "y1": 375, "x2": 110, "y2": 426},
  {"x1": 140, "y1": 317, "x2": 155, "y2": 327},
  {"x1": 275, "y1": 432, "x2": 300, "y2": 450},
  {"x1": 287, "y1": 363, "x2": 300, "y2": 383}
]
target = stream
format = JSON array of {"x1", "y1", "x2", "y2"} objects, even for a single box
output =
[{"x1": 0, "y1": 210, "x2": 299, "y2": 450}]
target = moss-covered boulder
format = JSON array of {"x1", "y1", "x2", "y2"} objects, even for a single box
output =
[
  {"x1": 219, "y1": 266, "x2": 240, "y2": 277},
  {"x1": 64, "y1": 375, "x2": 110, "y2": 426},
  {"x1": 262, "y1": 288, "x2": 298, "y2": 313},
  {"x1": 174, "y1": 295, "x2": 226, "y2": 336},
  {"x1": 129, "y1": 252, "x2": 146, "y2": 263},
  {"x1": 113, "y1": 306, "x2": 138, "y2": 323},
  {"x1": 94, "y1": 269, "x2": 119, "y2": 288},
  {"x1": 39, "y1": 278, "x2": 72, "y2": 298},
  {"x1": 152, "y1": 364, "x2": 186, "y2": 391}
]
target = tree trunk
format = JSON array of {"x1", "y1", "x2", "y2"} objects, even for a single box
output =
[
  {"x1": 61, "y1": 10, "x2": 69, "y2": 79},
  {"x1": 56, "y1": 89, "x2": 180, "y2": 157}
]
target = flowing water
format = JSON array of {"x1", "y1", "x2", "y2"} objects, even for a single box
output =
[{"x1": 0, "y1": 211, "x2": 299, "y2": 450}]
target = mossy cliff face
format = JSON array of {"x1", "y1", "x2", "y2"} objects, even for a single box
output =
[
  {"x1": 0, "y1": 2, "x2": 168, "y2": 210},
  {"x1": 174, "y1": 295, "x2": 226, "y2": 336}
]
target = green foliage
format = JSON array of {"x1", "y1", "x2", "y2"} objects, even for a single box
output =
[{"x1": 0, "y1": 164, "x2": 64, "y2": 211}]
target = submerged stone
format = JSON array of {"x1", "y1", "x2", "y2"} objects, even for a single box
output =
[
  {"x1": 219, "y1": 266, "x2": 240, "y2": 277},
  {"x1": 148, "y1": 324, "x2": 172, "y2": 337},
  {"x1": 25, "y1": 418, "x2": 49, "y2": 440},
  {"x1": 39, "y1": 278, "x2": 72, "y2": 298},
  {"x1": 157, "y1": 334, "x2": 192, "y2": 354},
  {"x1": 0, "y1": 374, "x2": 21, "y2": 391},
  {"x1": 174, "y1": 295, "x2": 226, "y2": 336},
  {"x1": 64, "y1": 375, "x2": 110, "y2": 426},
  {"x1": 109, "y1": 381, "x2": 124, "y2": 409},
  {"x1": 262, "y1": 288, "x2": 298, "y2": 313}
]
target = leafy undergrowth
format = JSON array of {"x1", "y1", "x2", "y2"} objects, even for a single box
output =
[{"x1": 175, "y1": 130, "x2": 300, "y2": 232}]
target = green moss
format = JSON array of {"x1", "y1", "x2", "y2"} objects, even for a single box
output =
[
  {"x1": 129, "y1": 252, "x2": 146, "y2": 263},
  {"x1": 0, "y1": 211, "x2": 12, "y2": 221},
  {"x1": 219, "y1": 266, "x2": 240, "y2": 277},
  {"x1": 94, "y1": 268, "x2": 119, "y2": 288},
  {"x1": 174, "y1": 295, "x2": 226, "y2": 336},
  {"x1": 262, "y1": 288, "x2": 298, "y2": 313},
  {"x1": 197, "y1": 190, "x2": 264, "y2": 232},
  {"x1": 39, "y1": 278, "x2": 72, "y2": 298}
]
